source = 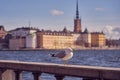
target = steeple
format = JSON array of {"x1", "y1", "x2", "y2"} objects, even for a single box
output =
[
  {"x1": 74, "y1": 0, "x2": 82, "y2": 33},
  {"x1": 76, "y1": 0, "x2": 79, "y2": 19}
]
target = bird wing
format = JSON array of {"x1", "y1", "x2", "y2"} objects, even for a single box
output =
[{"x1": 55, "y1": 51, "x2": 66, "y2": 58}]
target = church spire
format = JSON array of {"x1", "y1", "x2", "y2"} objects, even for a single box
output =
[
  {"x1": 76, "y1": 0, "x2": 79, "y2": 19},
  {"x1": 74, "y1": 0, "x2": 82, "y2": 33}
]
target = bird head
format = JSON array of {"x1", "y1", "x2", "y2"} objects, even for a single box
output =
[{"x1": 65, "y1": 47, "x2": 73, "y2": 54}]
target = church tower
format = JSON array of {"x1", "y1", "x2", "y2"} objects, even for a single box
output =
[{"x1": 74, "y1": 0, "x2": 82, "y2": 33}]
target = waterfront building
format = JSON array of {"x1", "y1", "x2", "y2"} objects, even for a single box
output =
[
  {"x1": 0, "y1": 25, "x2": 7, "y2": 39},
  {"x1": 37, "y1": 31, "x2": 74, "y2": 49},
  {"x1": 71, "y1": 33, "x2": 81, "y2": 46},
  {"x1": 36, "y1": 29, "x2": 94, "y2": 49},
  {"x1": 9, "y1": 27, "x2": 38, "y2": 49},
  {"x1": 9, "y1": 27, "x2": 38, "y2": 37},
  {"x1": 26, "y1": 33, "x2": 37, "y2": 49},
  {"x1": 91, "y1": 32, "x2": 106, "y2": 47},
  {"x1": 9, "y1": 37, "x2": 26, "y2": 50},
  {"x1": 0, "y1": 25, "x2": 8, "y2": 49},
  {"x1": 81, "y1": 28, "x2": 91, "y2": 47},
  {"x1": 106, "y1": 39, "x2": 120, "y2": 47},
  {"x1": 73, "y1": 0, "x2": 106, "y2": 48}
]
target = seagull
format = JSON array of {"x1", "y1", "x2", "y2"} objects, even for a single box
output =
[{"x1": 50, "y1": 47, "x2": 73, "y2": 64}]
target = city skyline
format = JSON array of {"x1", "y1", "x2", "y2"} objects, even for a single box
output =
[{"x1": 0, "y1": 0, "x2": 120, "y2": 39}]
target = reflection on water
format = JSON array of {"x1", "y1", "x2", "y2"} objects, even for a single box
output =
[{"x1": 0, "y1": 50, "x2": 120, "y2": 80}]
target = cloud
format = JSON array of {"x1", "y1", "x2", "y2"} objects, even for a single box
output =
[
  {"x1": 95, "y1": 8, "x2": 104, "y2": 11},
  {"x1": 113, "y1": 27, "x2": 120, "y2": 33},
  {"x1": 50, "y1": 9, "x2": 64, "y2": 16},
  {"x1": 103, "y1": 25, "x2": 120, "y2": 39}
]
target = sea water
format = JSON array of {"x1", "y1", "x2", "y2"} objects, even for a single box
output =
[{"x1": 0, "y1": 50, "x2": 120, "y2": 80}]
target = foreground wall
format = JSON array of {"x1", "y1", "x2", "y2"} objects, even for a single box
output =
[{"x1": 0, "y1": 60, "x2": 120, "y2": 80}]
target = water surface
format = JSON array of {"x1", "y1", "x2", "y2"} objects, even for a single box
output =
[{"x1": 0, "y1": 50, "x2": 120, "y2": 80}]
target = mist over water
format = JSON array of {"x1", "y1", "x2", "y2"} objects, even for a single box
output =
[{"x1": 0, "y1": 50, "x2": 120, "y2": 80}]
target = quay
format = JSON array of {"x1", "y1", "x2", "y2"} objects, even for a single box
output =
[{"x1": 0, "y1": 60, "x2": 120, "y2": 80}]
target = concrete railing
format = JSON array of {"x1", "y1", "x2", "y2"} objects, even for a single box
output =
[{"x1": 0, "y1": 60, "x2": 120, "y2": 80}]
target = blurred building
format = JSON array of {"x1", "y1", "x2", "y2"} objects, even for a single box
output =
[
  {"x1": 37, "y1": 31, "x2": 74, "y2": 49},
  {"x1": 9, "y1": 27, "x2": 38, "y2": 37},
  {"x1": 26, "y1": 33, "x2": 37, "y2": 49},
  {"x1": 9, "y1": 37, "x2": 26, "y2": 50},
  {"x1": 0, "y1": 25, "x2": 7, "y2": 39},
  {"x1": 106, "y1": 39, "x2": 120, "y2": 47},
  {"x1": 91, "y1": 32, "x2": 106, "y2": 47},
  {"x1": 0, "y1": 25, "x2": 8, "y2": 49},
  {"x1": 81, "y1": 28, "x2": 91, "y2": 47},
  {"x1": 9, "y1": 27, "x2": 38, "y2": 49}
]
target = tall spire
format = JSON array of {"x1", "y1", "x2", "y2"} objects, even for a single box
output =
[
  {"x1": 76, "y1": 0, "x2": 79, "y2": 19},
  {"x1": 74, "y1": 0, "x2": 82, "y2": 33}
]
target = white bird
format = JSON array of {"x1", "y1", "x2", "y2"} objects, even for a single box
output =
[{"x1": 50, "y1": 47, "x2": 73, "y2": 64}]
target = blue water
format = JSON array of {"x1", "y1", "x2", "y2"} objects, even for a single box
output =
[{"x1": 0, "y1": 50, "x2": 120, "y2": 80}]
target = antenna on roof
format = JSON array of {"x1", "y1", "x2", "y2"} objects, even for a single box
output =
[{"x1": 28, "y1": 21, "x2": 31, "y2": 27}]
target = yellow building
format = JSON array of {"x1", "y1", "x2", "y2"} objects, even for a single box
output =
[
  {"x1": 37, "y1": 31, "x2": 74, "y2": 49},
  {"x1": 91, "y1": 32, "x2": 106, "y2": 47}
]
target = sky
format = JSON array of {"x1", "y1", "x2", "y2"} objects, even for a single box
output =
[{"x1": 0, "y1": 0, "x2": 120, "y2": 39}]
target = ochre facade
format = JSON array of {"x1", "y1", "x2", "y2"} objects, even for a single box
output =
[
  {"x1": 37, "y1": 32, "x2": 74, "y2": 49},
  {"x1": 91, "y1": 33, "x2": 106, "y2": 47}
]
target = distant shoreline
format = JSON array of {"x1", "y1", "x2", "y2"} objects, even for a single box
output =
[{"x1": 1, "y1": 47, "x2": 120, "y2": 51}]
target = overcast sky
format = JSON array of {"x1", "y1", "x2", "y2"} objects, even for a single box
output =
[{"x1": 0, "y1": 0, "x2": 120, "y2": 39}]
